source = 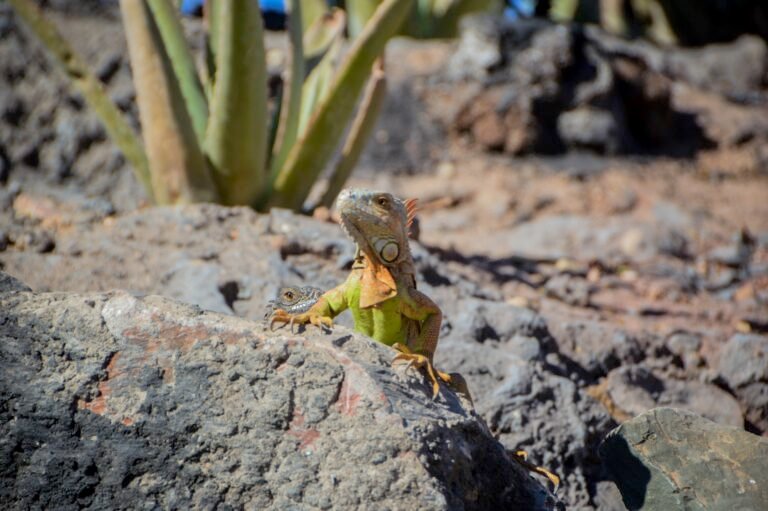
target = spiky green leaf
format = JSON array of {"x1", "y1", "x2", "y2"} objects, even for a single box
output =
[
  {"x1": 345, "y1": 0, "x2": 379, "y2": 38},
  {"x1": 121, "y1": 0, "x2": 216, "y2": 204},
  {"x1": 269, "y1": 0, "x2": 305, "y2": 180},
  {"x1": 300, "y1": 0, "x2": 327, "y2": 32},
  {"x1": 319, "y1": 57, "x2": 387, "y2": 209},
  {"x1": 147, "y1": 0, "x2": 208, "y2": 143},
  {"x1": 270, "y1": 0, "x2": 415, "y2": 210},
  {"x1": 204, "y1": 0, "x2": 268, "y2": 206}
]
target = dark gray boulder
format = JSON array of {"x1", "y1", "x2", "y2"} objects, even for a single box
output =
[
  {"x1": 599, "y1": 407, "x2": 768, "y2": 511},
  {"x1": 450, "y1": 17, "x2": 768, "y2": 158},
  {"x1": 599, "y1": 366, "x2": 743, "y2": 428},
  {"x1": 0, "y1": 270, "x2": 29, "y2": 292},
  {"x1": 718, "y1": 333, "x2": 768, "y2": 432},
  {"x1": 0, "y1": 278, "x2": 558, "y2": 510},
  {"x1": 719, "y1": 333, "x2": 768, "y2": 389},
  {"x1": 434, "y1": 288, "x2": 618, "y2": 509}
]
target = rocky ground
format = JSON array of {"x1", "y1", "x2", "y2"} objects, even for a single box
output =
[
  {"x1": 1, "y1": 274, "x2": 560, "y2": 510},
  {"x1": 1, "y1": 3, "x2": 768, "y2": 510}
]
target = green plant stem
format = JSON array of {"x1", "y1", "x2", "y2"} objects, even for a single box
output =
[
  {"x1": 269, "y1": 0, "x2": 305, "y2": 180},
  {"x1": 302, "y1": 8, "x2": 346, "y2": 72},
  {"x1": 269, "y1": 0, "x2": 415, "y2": 211},
  {"x1": 8, "y1": 0, "x2": 152, "y2": 199},
  {"x1": 297, "y1": 31, "x2": 343, "y2": 137},
  {"x1": 318, "y1": 58, "x2": 387, "y2": 209},
  {"x1": 301, "y1": 0, "x2": 327, "y2": 32},
  {"x1": 345, "y1": 0, "x2": 379, "y2": 38},
  {"x1": 121, "y1": 0, "x2": 217, "y2": 205},
  {"x1": 148, "y1": 0, "x2": 208, "y2": 144},
  {"x1": 205, "y1": 0, "x2": 268, "y2": 206}
]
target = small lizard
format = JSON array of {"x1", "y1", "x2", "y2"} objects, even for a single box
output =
[
  {"x1": 269, "y1": 188, "x2": 453, "y2": 398},
  {"x1": 264, "y1": 286, "x2": 324, "y2": 319}
]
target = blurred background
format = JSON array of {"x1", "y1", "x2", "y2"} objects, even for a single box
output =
[{"x1": 1, "y1": 1, "x2": 767, "y2": 509}]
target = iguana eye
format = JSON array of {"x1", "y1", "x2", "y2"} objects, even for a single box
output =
[
  {"x1": 377, "y1": 196, "x2": 389, "y2": 207},
  {"x1": 284, "y1": 291, "x2": 294, "y2": 300},
  {"x1": 380, "y1": 241, "x2": 399, "y2": 262}
]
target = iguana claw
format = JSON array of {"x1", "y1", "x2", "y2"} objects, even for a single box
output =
[
  {"x1": 392, "y1": 343, "x2": 452, "y2": 399},
  {"x1": 269, "y1": 308, "x2": 333, "y2": 333}
]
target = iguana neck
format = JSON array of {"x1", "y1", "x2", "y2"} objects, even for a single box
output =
[{"x1": 356, "y1": 248, "x2": 416, "y2": 287}]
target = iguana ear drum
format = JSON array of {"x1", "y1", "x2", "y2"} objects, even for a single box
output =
[{"x1": 377, "y1": 240, "x2": 400, "y2": 263}]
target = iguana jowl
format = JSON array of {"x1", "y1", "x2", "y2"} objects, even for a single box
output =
[{"x1": 270, "y1": 188, "x2": 452, "y2": 397}]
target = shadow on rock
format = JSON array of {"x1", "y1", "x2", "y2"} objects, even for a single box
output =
[{"x1": 598, "y1": 430, "x2": 652, "y2": 509}]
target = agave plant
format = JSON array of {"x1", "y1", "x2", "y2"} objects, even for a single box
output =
[
  {"x1": 540, "y1": 0, "x2": 677, "y2": 44},
  {"x1": 9, "y1": 0, "x2": 415, "y2": 211},
  {"x1": 346, "y1": 0, "x2": 497, "y2": 39}
]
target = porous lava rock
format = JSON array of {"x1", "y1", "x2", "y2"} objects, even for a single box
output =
[{"x1": 0, "y1": 275, "x2": 558, "y2": 510}]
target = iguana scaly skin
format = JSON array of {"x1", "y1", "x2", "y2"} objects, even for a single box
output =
[
  {"x1": 270, "y1": 188, "x2": 452, "y2": 397},
  {"x1": 264, "y1": 286, "x2": 324, "y2": 319}
]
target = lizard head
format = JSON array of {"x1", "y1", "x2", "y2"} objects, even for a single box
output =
[{"x1": 336, "y1": 188, "x2": 413, "y2": 268}]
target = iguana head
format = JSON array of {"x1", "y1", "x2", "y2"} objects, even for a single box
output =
[{"x1": 336, "y1": 188, "x2": 414, "y2": 268}]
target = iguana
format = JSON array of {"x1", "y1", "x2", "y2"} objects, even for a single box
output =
[
  {"x1": 268, "y1": 188, "x2": 561, "y2": 488},
  {"x1": 269, "y1": 188, "x2": 453, "y2": 398}
]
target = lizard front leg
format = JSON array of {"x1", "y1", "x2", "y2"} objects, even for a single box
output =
[
  {"x1": 392, "y1": 343, "x2": 453, "y2": 399},
  {"x1": 397, "y1": 287, "x2": 442, "y2": 358},
  {"x1": 393, "y1": 288, "x2": 454, "y2": 399},
  {"x1": 270, "y1": 303, "x2": 334, "y2": 332}
]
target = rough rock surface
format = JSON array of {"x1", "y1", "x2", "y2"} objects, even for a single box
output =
[
  {"x1": 596, "y1": 366, "x2": 743, "y2": 428},
  {"x1": 0, "y1": 269, "x2": 29, "y2": 293},
  {"x1": 450, "y1": 17, "x2": 768, "y2": 160},
  {"x1": 0, "y1": 204, "x2": 619, "y2": 508},
  {"x1": 0, "y1": 4, "x2": 144, "y2": 210},
  {"x1": 599, "y1": 408, "x2": 768, "y2": 511},
  {"x1": 3, "y1": 194, "x2": 766, "y2": 509},
  {"x1": 718, "y1": 333, "x2": 768, "y2": 432},
  {"x1": 432, "y1": 293, "x2": 619, "y2": 509},
  {"x1": 0, "y1": 278, "x2": 558, "y2": 510}
]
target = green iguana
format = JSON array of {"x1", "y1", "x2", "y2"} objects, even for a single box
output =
[
  {"x1": 269, "y1": 188, "x2": 453, "y2": 398},
  {"x1": 268, "y1": 188, "x2": 560, "y2": 488}
]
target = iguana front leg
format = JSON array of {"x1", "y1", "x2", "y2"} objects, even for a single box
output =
[
  {"x1": 393, "y1": 288, "x2": 453, "y2": 399},
  {"x1": 393, "y1": 343, "x2": 453, "y2": 399},
  {"x1": 269, "y1": 283, "x2": 348, "y2": 332},
  {"x1": 270, "y1": 306, "x2": 334, "y2": 331}
]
